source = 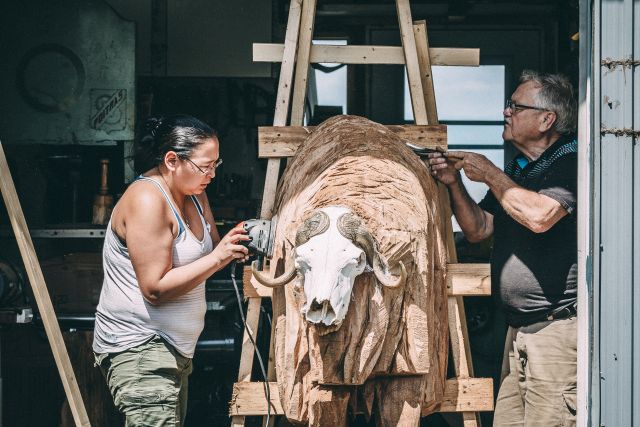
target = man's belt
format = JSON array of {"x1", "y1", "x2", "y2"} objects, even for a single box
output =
[{"x1": 544, "y1": 303, "x2": 577, "y2": 322}]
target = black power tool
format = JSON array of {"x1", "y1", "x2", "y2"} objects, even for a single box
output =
[{"x1": 238, "y1": 217, "x2": 276, "y2": 270}]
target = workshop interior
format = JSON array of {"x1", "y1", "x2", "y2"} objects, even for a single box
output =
[{"x1": 0, "y1": 0, "x2": 579, "y2": 426}]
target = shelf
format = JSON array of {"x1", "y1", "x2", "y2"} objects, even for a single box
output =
[{"x1": 0, "y1": 225, "x2": 106, "y2": 239}]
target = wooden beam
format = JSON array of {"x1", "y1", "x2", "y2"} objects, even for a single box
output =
[
  {"x1": 397, "y1": 0, "x2": 428, "y2": 124},
  {"x1": 259, "y1": 0, "x2": 303, "y2": 220},
  {"x1": 229, "y1": 378, "x2": 493, "y2": 416},
  {"x1": 243, "y1": 263, "x2": 490, "y2": 299},
  {"x1": 0, "y1": 142, "x2": 91, "y2": 427},
  {"x1": 447, "y1": 263, "x2": 491, "y2": 296},
  {"x1": 290, "y1": 0, "x2": 317, "y2": 126},
  {"x1": 413, "y1": 21, "x2": 438, "y2": 125},
  {"x1": 232, "y1": 3, "x2": 304, "y2": 427},
  {"x1": 258, "y1": 124, "x2": 447, "y2": 158},
  {"x1": 253, "y1": 43, "x2": 480, "y2": 66}
]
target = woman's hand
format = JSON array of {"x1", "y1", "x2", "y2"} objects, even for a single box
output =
[{"x1": 212, "y1": 225, "x2": 251, "y2": 266}]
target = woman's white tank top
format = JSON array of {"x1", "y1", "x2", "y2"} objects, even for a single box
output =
[{"x1": 93, "y1": 177, "x2": 213, "y2": 358}]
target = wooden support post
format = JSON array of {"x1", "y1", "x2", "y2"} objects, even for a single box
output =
[
  {"x1": 412, "y1": 21, "x2": 438, "y2": 125},
  {"x1": 290, "y1": 0, "x2": 317, "y2": 126},
  {"x1": 0, "y1": 142, "x2": 91, "y2": 427},
  {"x1": 397, "y1": 0, "x2": 428, "y2": 125}
]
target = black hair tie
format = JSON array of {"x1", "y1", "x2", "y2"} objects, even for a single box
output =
[{"x1": 147, "y1": 117, "x2": 163, "y2": 139}]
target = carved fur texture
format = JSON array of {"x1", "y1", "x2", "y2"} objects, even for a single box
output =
[{"x1": 269, "y1": 115, "x2": 449, "y2": 426}]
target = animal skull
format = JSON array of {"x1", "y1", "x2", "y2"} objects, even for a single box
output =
[
  {"x1": 252, "y1": 206, "x2": 407, "y2": 328},
  {"x1": 296, "y1": 206, "x2": 367, "y2": 326}
]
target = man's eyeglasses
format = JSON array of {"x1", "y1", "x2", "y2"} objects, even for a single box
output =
[
  {"x1": 182, "y1": 157, "x2": 223, "y2": 175},
  {"x1": 505, "y1": 99, "x2": 549, "y2": 113}
]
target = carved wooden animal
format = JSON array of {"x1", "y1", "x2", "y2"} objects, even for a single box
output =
[{"x1": 253, "y1": 115, "x2": 449, "y2": 426}]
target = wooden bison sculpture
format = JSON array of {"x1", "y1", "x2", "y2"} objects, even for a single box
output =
[{"x1": 252, "y1": 115, "x2": 449, "y2": 426}]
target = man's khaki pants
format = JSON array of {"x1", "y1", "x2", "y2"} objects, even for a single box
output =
[{"x1": 493, "y1": 316, "x2": 577, "y2": 426}]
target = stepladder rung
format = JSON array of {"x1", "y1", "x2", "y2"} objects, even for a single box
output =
[
  {"x1": 253, "y1": 43, "x2": 480, "y2": 66},
  {"x1": 257, "y1": 124, "x2": 447, "y2": 158},
  {"x1": 242, "y1": 263, "x2": 491, "y2": 299},
  {"x1": 229, "y1": 378, "x2": 494, "y2": 417}
]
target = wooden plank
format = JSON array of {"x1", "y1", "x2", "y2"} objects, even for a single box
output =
[
  {"x1": 0, "y1": 142, "x2": 91, "y2": 427},
  {"x1": 447, "y1": 263, "x2": 491, "y2": 296},
  {"x1": 243, "y1": 263, "x2": 490, "y2": 299},
  {"x1": 236, "y1": 298, "x2": 263, "y2": 382},
  {"x1": 232, "y1": 297, "x2": 262, "y2": 427},
  {"x1": 253, "y1": 43, "x2": 480, "y2": 67},
  {"x1": 290, "y1": 0, "x2": 317, "y2": 126},
  {"x1": 273, "y1": 0, "x2": 303, "y2": 127},
  {"x1": 434, "y1": 378, "x2": 494, "y2": 414},
  {"x1": 258, "y1": 0, "x2": 303, "y2": 219},
  {"x1": 258, "y1": 124, "x2": 447, "y2": 158},
  {"x1": 230, "y1": 378, "x2": 493, "y2": 416},
  {"x1": 396, "y1": 0, "x2": 428, "y2": 124},
  {"x1": 413, "y1": 21, "x2": 438, "y2": 125}
]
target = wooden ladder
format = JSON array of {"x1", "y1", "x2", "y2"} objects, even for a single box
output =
[{"x1": 230, "y1": 0, "x2": 493, "y2": 425}]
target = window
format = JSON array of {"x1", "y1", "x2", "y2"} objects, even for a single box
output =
[
  {"x1": 307, "y1": 39, "x2": 348, "y2": 124},
  {"x1": 404, "y1": 65, "x2": 506, "y2": 231}
]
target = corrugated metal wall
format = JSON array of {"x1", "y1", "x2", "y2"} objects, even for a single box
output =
[{"x1": 587, "y1": 0, "x2": 640, "y2": 424}]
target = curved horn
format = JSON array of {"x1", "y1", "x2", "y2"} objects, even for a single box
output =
[
  {"x1": 373, "y1": 259, "x2": 407, "y2": 288},
  {"x1": 337, "y1": 212, "x2": 375, "y2": 265},
  {"x1": 251, "y1": 260, "x2": 297, "y2": 288},
  {"x1": 295, "y1": 210, "x2": 330, "y2": 246},
  {"x1": 338, "y1": 212, "x2": 407, "y2": 288}
]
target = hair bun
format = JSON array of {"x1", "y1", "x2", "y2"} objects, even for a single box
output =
[{"x1": 145, "y1": 117, "x2": 163, "y2": 139}]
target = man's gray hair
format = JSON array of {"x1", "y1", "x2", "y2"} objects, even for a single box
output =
[{"x1": 520, "y1": 70, "x2": 577, "y2": 135}]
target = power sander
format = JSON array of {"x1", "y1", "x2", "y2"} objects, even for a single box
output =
[{"x1": 238, "y1": 217, "x2": 277, "y2": 270}]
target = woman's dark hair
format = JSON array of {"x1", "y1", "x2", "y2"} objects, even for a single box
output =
[{"x1": 135, "y1": 114, "x2": 217, "y2": 174}]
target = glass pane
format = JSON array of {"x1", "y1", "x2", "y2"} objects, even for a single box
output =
[
  {"x1": 404, "y1": 65, "x2": 505, "y2": 121},
  {"x1": 313, "y1": 40, "x2": 347, "y2": 113},
  {"x1": 447, "y1": 125, "x2": 504, "y2": 146}
]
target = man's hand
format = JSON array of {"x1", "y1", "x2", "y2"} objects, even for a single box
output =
[
  {"x1": 426, "y1": 152, "x2": 461, "y2": 186},
  {"x1": 447, "y1": 151, "x2": 500, "y2": 183},
  {"x1": 426, "y1": 150, "x2": 495, "y2": 241}
]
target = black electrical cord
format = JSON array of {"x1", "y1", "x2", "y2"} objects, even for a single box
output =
[{"x1": 230, "y1": 260, "x2": 272, "y2": 424}]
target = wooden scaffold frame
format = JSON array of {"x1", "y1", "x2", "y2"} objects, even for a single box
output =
[{"x1": 230, "y1": 1, "x2": 494, "y2": 425}]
